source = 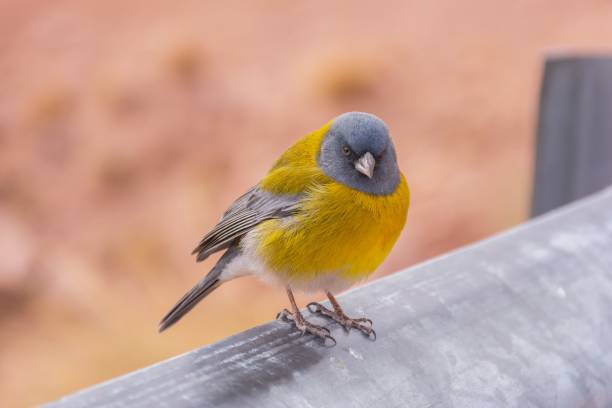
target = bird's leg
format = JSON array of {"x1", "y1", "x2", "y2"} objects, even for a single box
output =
[
  {"x1": 277, "y1": 286, "x2": 336, "y2": 345},
  {"x1": 307, "y1": 292, "x2": 376, "y2": 340}
]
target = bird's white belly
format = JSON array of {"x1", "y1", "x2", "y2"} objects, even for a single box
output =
[{"x1": 217, "y1": 230, "x2": 355, "y2": 293}]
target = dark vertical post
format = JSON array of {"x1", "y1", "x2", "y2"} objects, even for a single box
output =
[{"x1": 532, "y1": 56, "x2": 612, "y2": 217}]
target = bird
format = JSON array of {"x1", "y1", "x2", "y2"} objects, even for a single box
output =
[{"x1": 159, "y1": 112, "x2": 410, "y2": 344}]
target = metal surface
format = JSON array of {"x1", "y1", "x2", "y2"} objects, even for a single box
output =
[
  {"x1": 47, "y1": 187, "x2": 612, "y2": 408},
  {"x1": 532, "y1": 55, "x2": 612, "y2": 217}
]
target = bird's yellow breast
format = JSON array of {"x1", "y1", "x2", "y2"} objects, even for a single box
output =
[
  {"x1": 254, "y1": 121, "x2": 409, "y2": 286},
  {"x1": 254, "y1": 176, "x2": 409, "y2": 284}
]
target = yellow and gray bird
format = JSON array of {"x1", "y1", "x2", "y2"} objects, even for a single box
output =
[{"x1": 159, "y1": 112, "x2": 410, "y2": 344}]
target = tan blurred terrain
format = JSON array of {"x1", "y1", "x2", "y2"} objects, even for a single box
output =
[{"x1": 1, "y1": 1, "x2": 612, "y2": 406}]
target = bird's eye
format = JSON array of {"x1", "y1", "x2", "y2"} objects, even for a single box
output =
[{"x1": 342, "y1": 146, "x2": 351, "y2": 156}]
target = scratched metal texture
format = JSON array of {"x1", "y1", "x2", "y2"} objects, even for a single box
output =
[
  {"x1": 46, "y1": 187, "x2": 612, "y2": 408},
  {"x1": 532, "y1": 55, "x2": 612, "y2": 217}
]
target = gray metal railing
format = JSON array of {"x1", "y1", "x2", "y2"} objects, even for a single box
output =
[{"x1": 46, "y1": 185, "x2": 612, "y2": 407}]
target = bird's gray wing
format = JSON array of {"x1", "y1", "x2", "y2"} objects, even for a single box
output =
[{"x1": 192, "y1": 185, "x2": 301, "y2": 262}]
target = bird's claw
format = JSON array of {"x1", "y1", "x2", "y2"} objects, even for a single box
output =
[
  {"x1": 276, "y1": 308, "x2": 336, "y2": 346},
  {"x1": 307, "y1": 302, "x2": 323, "y2": 313},
  {"x1": 307, "y1": 301, "x2": 376, "y2": 340},
  {"x1": 276, "y1": 308, "x2": 292, "y2": 321}
]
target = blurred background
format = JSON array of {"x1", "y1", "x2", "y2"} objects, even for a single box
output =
[{"x1": 2, "y1": 1, "x2": 612, "y2": 406}]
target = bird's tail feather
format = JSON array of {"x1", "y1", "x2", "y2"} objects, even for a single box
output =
[
  {"x1": 159, "y1": 244, "x2": 240, "y2": 332},
  {"x1": 158, "y1": 273, "x2": 222, "y2": 332}
]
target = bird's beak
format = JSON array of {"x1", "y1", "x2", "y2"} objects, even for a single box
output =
[{"x1": 354, "y1": 152, "x2": 375, "y2": 179}]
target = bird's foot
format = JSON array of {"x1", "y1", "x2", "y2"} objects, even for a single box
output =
[
  {"x1": 276, "y1": 308, "x2": 336, "y2": 346},
  {"x1": 307, "y1": 302, "x2": 376, "y2": 340}
]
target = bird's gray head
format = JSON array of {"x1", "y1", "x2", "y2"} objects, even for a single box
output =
[{"x1": 317, "y1": 112, "x2": 401, "y2": 195}]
